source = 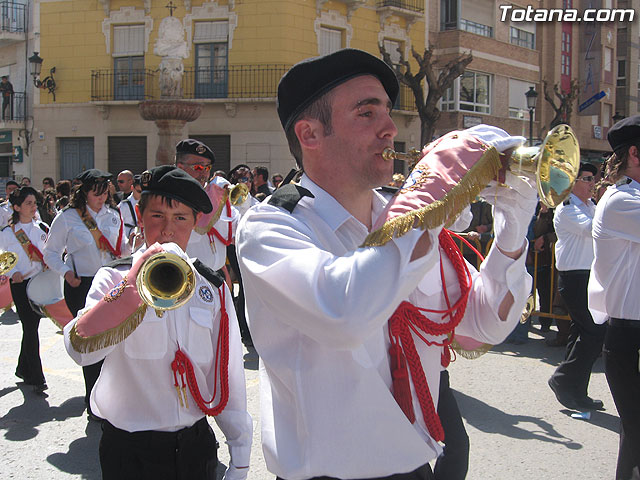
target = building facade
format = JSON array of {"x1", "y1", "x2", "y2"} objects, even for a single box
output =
[{"x1": 31, "y1": 0, "x2": 425, "y2": 183}]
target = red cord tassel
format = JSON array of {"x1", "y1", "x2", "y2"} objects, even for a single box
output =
[{"x1": 389, "y1": 342, "x2": 415, "y2": 423}]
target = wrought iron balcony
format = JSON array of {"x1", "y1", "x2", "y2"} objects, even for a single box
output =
[
  {"x1": 0, "y1": 91, "x2": 26, "y2": 123},
  {"x1": 394, "y1": 84, "x2": 417, "y2": 112},
  {"x1": 91, "y1": 69, "x2": 156, "y2": 101},
  {"x1": 0, "y1": 1, "x2": 26, "y2": 46},
  {"x1": 376, "y1": 0, "x2": 425, "y2": 13}
]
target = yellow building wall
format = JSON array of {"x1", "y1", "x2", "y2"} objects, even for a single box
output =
[{"x1": 38, "y1": 0, "x2": 425, "y2": 104}]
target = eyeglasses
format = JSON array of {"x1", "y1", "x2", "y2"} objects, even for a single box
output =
[
  {"x1": 578, "y1": 175, "x2": 595, "y2": 182},
  {"x1": 181, "y1": 162, "x2": 212, "y2": 173},
  {"x1": 237, "y1": 176, "x2": 252, "y2": 183}
]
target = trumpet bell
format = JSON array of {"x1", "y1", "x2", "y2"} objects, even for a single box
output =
[
  {"x1": 229, "y1": 183, "x2": 249, "y2": 206},
  {"x1": 0, "y1": 251, "x2": 18, "y2": 275},
  {"x1": 510, "y1": 124, "x2": 580, "y2": 208},
  {"x1": 136, "y1": 252, "x2": 195, "y2": 311}
]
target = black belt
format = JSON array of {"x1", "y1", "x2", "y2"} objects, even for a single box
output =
[
  {"x1": 558, "y1": 270, "x2": 590, "y2": 276},
  {"x1": 609, "y1": 318, "x2": 640, "y2": 329},
  {"x1": 102, "y1": 417, "x2": 211, "y2": 446}
]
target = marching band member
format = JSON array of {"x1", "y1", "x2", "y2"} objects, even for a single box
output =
[
  {"x1": 0, "y1": 180, "x2": 20, "y2": 227},
  {"x1": 43, "y1": 169, "x2": 128, "y2": 420},
  {"x1": 236, "y1": 49, "x2": 534, "y2": 480},
  {"x1": 63, "y1": 166, "x2": 252, "y2": 480},
  {"x1": 1, "y1": 186, "x2": 49, "y2": 393}
]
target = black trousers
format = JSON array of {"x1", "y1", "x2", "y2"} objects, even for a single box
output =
[
  {"x1": 276, "y1": 463, "x2": 434, "y2": 480},
  {"x1": 10, "y1": 279, "x2": 45, "y2": 385},
  {"x1": 550, "y1": 271, "x2": 606, "y2": 398},
  {"x1": 604, "y1": 320, "x2": 640, "y2": 480},
  {"x1": 100, "y1": 417, "x2": 218, "y2": 480},
  {"x1": 434, "y1": 370, "x2": 469, "y2": 480},
  {"x1": 64, "y1": 276, "x2": 103, "y2": 409}
]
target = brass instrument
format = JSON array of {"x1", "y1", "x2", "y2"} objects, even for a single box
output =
[
  {"x1": 229, "y1": 183, "x2": 250, "y2": 206},
  {"x1": 0, "y1": 251, "x2": 18, "y2": 275},
  {"x1": 136, "y1": 252, "x2": 195, "y2": 312},
  {"x1": 520, "y1": 294, "x2": 535, "y2": 324},
  {"x1": 383, "y1": 124, "x2": 580, "y2": 208}
]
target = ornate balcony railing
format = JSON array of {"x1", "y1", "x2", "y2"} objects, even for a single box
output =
[
  {"x1": 91, "y1": 69, "x2": 156, "y2": 101},
  {"x1": 376, "y1": 0, "x2": 425, "y2": 13},
  {"x1": 0, "y1": 91, "x2": 25, "y2": 122},
  {"x1": 0, "y1": 1, "x2": 26, "y2": 34}
]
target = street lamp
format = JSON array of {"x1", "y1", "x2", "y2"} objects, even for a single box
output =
[
  {"x1": 612, "y1": 111, "x2": 624, "y2": 125},
  {"x1": 28, "y1": 52, "x2": 56, "y2": 101},
  {"x1": 525, "y1": 86, "x2": 538, "y2": 146}
]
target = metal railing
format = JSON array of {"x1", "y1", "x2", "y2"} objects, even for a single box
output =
[
  {"x1": 395, "y1": 84, "x2": 418, "y2": 112},
  {"x1": 377, "y1": 0, "x2": 425, "y2": 13},
  {"x1": 183, "y1": 64, "x2": 289, "y2": 99},
  {"x1": 0, "y1": 1, "x2": 25, "y2": 34},
  {"x1": 0, "y1": 91, "x2": 25, "y2": 121},
  {"x1": 91, "y1": 69, "x2": 156, "y2": 101},
  {"x1": 460, "y1": 19, "x2": 493, "y2": 38}
]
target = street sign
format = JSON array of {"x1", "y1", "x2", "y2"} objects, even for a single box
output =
[{"x1": 578, "y1": 90, "x2": 605, "y2": 113}]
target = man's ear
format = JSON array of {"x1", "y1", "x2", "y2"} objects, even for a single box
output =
[
  {"x1": 295, "y1": 118, "x2": 323, "y2": 150},
  {"x1": 629, "y1": 146, "x2": 640, "y2": 166},
  {"x1": 135, "y1": 203, "x2": 143, "y2": 228},
  {"x1": 195, "y1": 211, "x2": 203, "y2": 224}
]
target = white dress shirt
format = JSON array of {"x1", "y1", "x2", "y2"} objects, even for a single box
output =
[
  {"x1": 0, "y1": 220, "x2": 48, "y2": 279},
  {"x1": 43, "y1": 205, "x2": 128, "y2": 278},
  {"x1": 118, "y1": 193, "x2": 139, "y2": 238},
  {"x1": 187, "y1": 203, "x2": 239, "y2": 271},
  {"x1": 236, "y1": 175, "x2": 530, "y2": 480},
  {"x1": 553, "y1": 193, "x2": 596, "y2": 271},
  {"x1": 63, "y1": 243, "x2": 252, "y2": 470},
  {"x1": 589, "y1": 178, "x2": 640, "y2": 323}
]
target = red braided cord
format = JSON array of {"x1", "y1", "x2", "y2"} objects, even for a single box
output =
[
  {"x1": 180, "y1": 286, "x2": 230, "y2": 416},
  {"x1": 388, "y1": 229, "x2": 472, "y2": 441},
  {"x1": 207, "y1": 200, "x2": 233, "y2": 247}
]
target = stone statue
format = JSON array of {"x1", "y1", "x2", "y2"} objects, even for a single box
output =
[{"x1": 154, "y1": 16, "x2": 189, "y2": 98}]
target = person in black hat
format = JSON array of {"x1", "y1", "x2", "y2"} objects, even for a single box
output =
[
  {"x1": 43, "y1": 168, "x2": 128, "y2": 421},
  {"x1": 547, "y1": 162, "x2": 606, "y2": 411},
  {"x1": 175, "y1": 138, "x2": 215, "y2": 186},
  {"x1": 63, "y1": 165, "x2": 252, "y2": 480},
  {"x1": 590, "y1": 115, "x2": 640, "y2": 480},
  {"x1": 237, "y1": 49, "x2": 535, "y2": 480}
]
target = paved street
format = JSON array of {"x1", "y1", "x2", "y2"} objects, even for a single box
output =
[{"x1": 1, "y1": 306, "x2": 618, "y2": 479}]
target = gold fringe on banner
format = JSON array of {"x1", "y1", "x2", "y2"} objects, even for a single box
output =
[
  {"x1": 69, "y1": 304, "x2": 148, "y2": 353},
  {"x1": 42, "y1": 306, "x2": 63, "y2": 330},
  {"x1": 450, "y1": 338, "x2": 493, "y2": 359},
  {"x1": 194, "y1": 189, "x2": 229, "y2": 235},
  {"x1": 362, "y1": 147, "x2": 501, "y2": 247}
]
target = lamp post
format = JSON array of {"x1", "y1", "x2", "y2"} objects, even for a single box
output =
[
  {"x1": 28, "y1": 52, "x2": 56, "y2": 101},
  {"x1": 525, "y1": 86, "x2": 538, "y2": 146}
]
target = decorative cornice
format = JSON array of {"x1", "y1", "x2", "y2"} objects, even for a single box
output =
[
  {"x1": 184, "y1": 2, "x2": 237, "y2": 50},
  {"x1": 101, "y1": 7, "x2": 153, "y2": 55}
]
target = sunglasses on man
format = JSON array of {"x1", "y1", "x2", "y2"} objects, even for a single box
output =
[{"x1": 181, "y1": 163, "x2": 212, "y2": 173}]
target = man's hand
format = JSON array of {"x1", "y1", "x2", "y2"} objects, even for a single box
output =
[{"x1": 64, "y1": 270, "x2": 81, "y2": 287}]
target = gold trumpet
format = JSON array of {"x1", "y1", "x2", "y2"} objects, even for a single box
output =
[
  {"x1": 0, "y1": 251, "x2": 18, "y2": 275},
  {"x1": 383, "y1": 124, "x2": 581, "y2": 208},
  {"x1": 229, "y1": 182, "x2": 250, "y2": 206},
  {"x1": 136, "y1": 251, "x2": 195, "y2": 313}
]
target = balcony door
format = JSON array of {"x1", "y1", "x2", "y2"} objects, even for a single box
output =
[
  {"x1": 114, "y1": 56, "x2": 145, "y2": 100},
  {"x1": 195, "y1": 43, "x2": 228, "y2": 99}
]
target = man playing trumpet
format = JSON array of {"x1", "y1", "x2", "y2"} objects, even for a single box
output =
[
  {"x1": 237, "y1": 48, "x2": 537, "y2": 480},
  {"x1": 63, "y1": 166, "x2": 252, "y2": 480}
]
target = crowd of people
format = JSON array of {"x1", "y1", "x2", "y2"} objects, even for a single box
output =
[{"x1": 1, "y1": 48, "x2": 638, "y2": 480}]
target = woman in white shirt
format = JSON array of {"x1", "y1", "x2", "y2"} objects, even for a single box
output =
[
  {"x1": 43, "y1": 169, "x2": 128, "y2": 420},
  {"x1": 1, "y1": 186, "x2": 49, "y2": 393}
]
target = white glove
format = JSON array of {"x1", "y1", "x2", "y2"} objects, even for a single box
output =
[
  {"x1": 481, "y1": 172, "x2": 539, "y2": 252},
  {"x1": 222, "y1": 464, "x2": 249, "y2": 480},
  {"x1": 465, "y1": 124, "x2": 526, "y2": 153}
]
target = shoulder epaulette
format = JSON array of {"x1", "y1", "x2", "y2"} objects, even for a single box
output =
[
  {"x1": 563, "y1": 198, "x2": 571, "y2": 206},
  {"x1": 105, "y1": 256, "x2": 133, "y2": 268},
  {"x1": 377, "y1": 185, "x2": 400, "y2": 195},
  {"x1": 193, "y1": 259, "x2": 224, "y2": 288},
  {"x1": 38, "y1": 222, "x2": 49, "y2": 234},
  {"x1": 268, "y1": 184, "x2": 314, "y2": 213}
]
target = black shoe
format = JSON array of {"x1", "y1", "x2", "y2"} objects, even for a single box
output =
[
  {"x1": 548, "y1": 377, "x2": 580, "y2": 410},
  {"x1": 32, "y1": 383, "x2": 48, "y2": 394},
  {"x1": 574, "y1": 396, "x2": 604, "y2": 411}
]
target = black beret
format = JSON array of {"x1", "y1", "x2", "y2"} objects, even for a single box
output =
[
  {"x1": 74, "y1": 169, "x2": 112, "y2": 186},
  {"x1": 608, "y1": 114, "x2": 640, "y2": 154},
  {"x1": 175, "y1": 139, "x2": 216, "y2": 164},
  {"x1": 140, "y1": 165, "x2": 212, "y2": 214},
  {"x1": 277, "y1": 48, "x2": 399, "y2": 131},
  {"x1": 579, "y1": 162, "x2": 598, "y2": 175}
]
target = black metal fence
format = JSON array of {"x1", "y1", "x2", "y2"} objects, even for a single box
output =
[
  {"x1": 377, "y1": 0, "x2": 425, "y2": 13},
  {"x1": 183, "y1": 64, "x2": 290, "y2": 99},
  {"x1": 90, "y1": 69, "x2": 157, "y2": 101},
  {"x1": 395, "y1": 84, "x2": 417, "y2": 112},
  {"x1": 0, "y1": 1, "x2": 25, "y2": 33},
  {"x1": 1, "y1": 91, "x2": 25, "y2": 121}
]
